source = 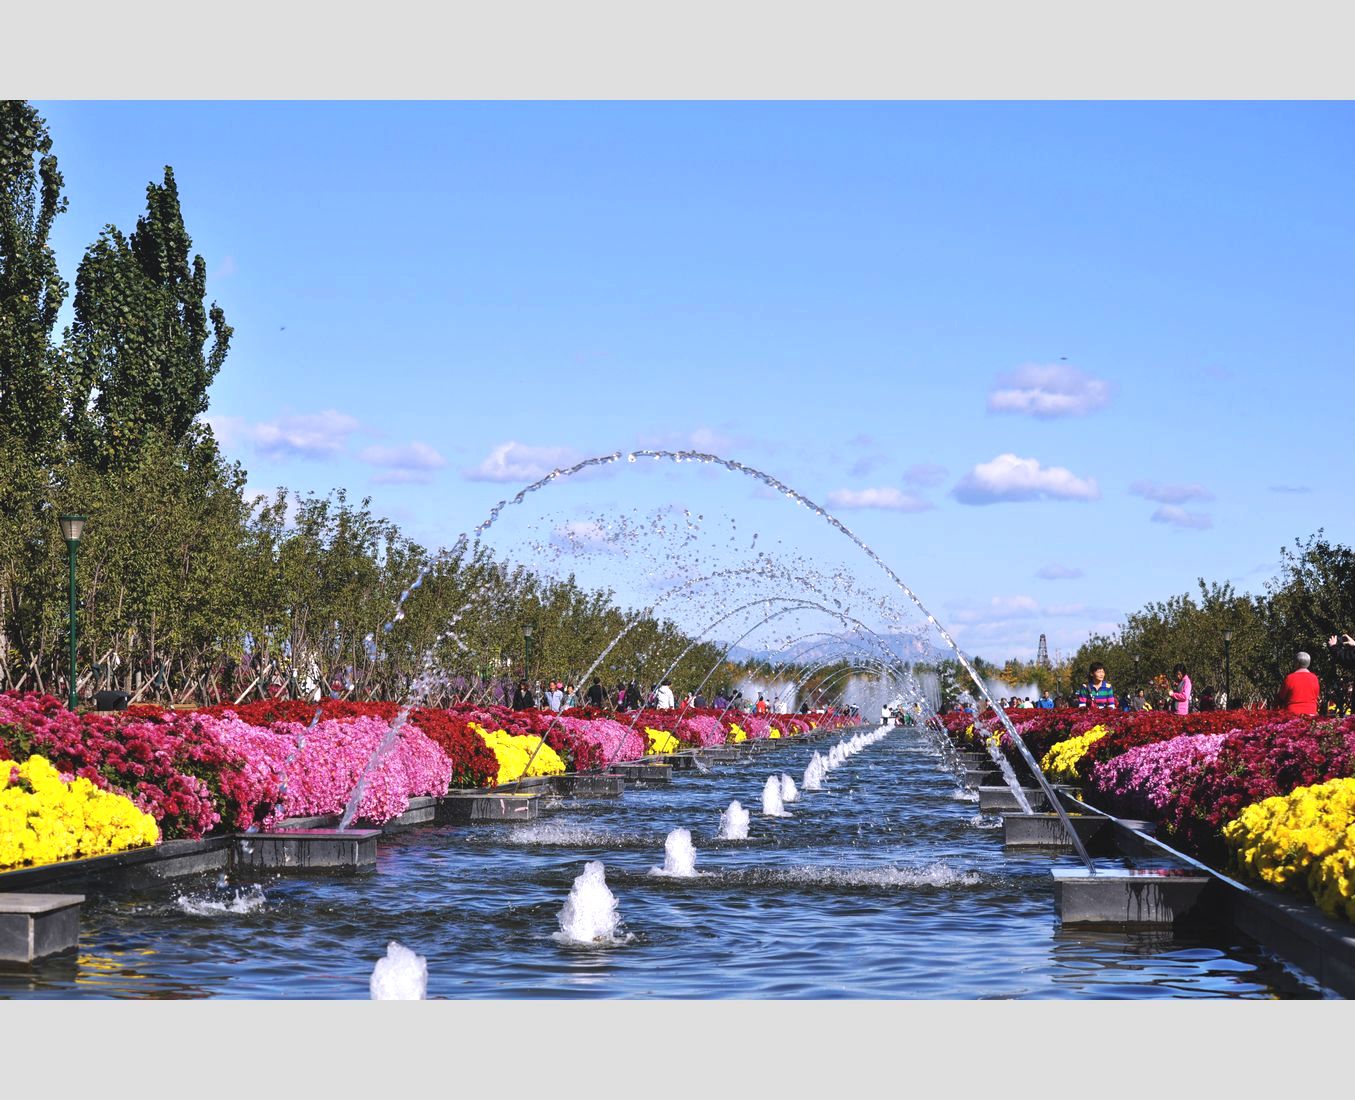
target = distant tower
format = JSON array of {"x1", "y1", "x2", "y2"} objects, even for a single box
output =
[{"x1": 1036, "y1": 634, "x2": 1050, "y2": 669}]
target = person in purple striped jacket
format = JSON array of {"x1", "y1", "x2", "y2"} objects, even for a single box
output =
[{"x1": 1075, "y1": 662, "x2": 1118, "y2": 709}]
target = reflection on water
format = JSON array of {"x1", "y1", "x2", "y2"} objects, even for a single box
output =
[{"x1": 0, "y1": 726, "x2": 1328, "y2": 1000}]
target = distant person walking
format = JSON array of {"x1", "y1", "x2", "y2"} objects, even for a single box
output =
[
  {"x1": 1277, "y1": 652, "x2": 1320, "y2": 715},
  {"x1": 585, "y1": 677, "x2": 605, "y2": 708},
  {"x1": 546, "y1": 682, "x2": 564, "y2": 712},
  {"x1": 1075, "y1": 663, "x2": 1117, "y2": 710},
  {"x1": 1036, "y1": 691, "x2": 1055, "y2": 710},
  {"x1": 512, "y1": 679, "x2": 535, "y2": 710},
  {"x1": 656, "y1": 680, "x2": 676, "y2": 709},
  {"x1": 1167, "y1": 664, "x2": 1192, "y2": 715}
]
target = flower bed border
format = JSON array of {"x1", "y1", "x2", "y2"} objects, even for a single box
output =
[
  {"x1": 1058, "y1": 789, "x2": 1355, "y2": 998},
  {"x1": 0, "y1": 729, "x2": 852, "y2": 901}
]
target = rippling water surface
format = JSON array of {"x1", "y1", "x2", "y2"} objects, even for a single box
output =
[{"x1": 0, "y1": 726, "x2": 1325, "y2": 999}]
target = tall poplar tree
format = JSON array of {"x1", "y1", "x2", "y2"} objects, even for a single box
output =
[
  {"x1": 67, "y1": 166, "x2": 232, "y2": 468},
  {"x1": 0, "y1": 100, "x2": 68, "y2": 455}
]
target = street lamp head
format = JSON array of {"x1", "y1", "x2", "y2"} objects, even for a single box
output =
[
  {"x1": 1223, "y1": 630, "x2": 1234, "y2": 643},
  {"x1": 521, "y1": 624, "x2": 534, "y2": 639},
  {"x1": 59, "y1": 514, "x2": 87, "y2": 543}
]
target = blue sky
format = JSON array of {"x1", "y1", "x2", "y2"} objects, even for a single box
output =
[{"x1": 34, "y1": 101, "x2": 1355, "y2": 661}]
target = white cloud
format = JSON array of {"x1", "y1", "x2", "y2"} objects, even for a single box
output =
[
  {"x1": 902, "y1": 463, "x2": 947, "y2": 488},
  {"x1": 203, "y1": 414, "x2": 246, "y2": 447},
  {"x1": 687, "y1": 427, "x2": 739, "y2": 453},
  {"x1": 1129, "y1": 480, "x2": 1214, "y2": 504},
  {"x1": 252, "y1": 410, "x2": 360, "y2": 461},
  {"x1": 849, "y1": 454, "x2": 888, "y2": 477},
  {"x1": 825, "y1": 487, "x2": 932, "y2": 512},
  {"x1": 635, "y1": 426, "x2": 744, "y2": 455},
  {"x1": 952, "y1": 454, "x2": 1100, "y2": 505},
  {"x1": 1036, "y1": 564, "x2": 1084, "y2": 580},
  {"x1": 361, "y1": 442, "x2": 447, "y2": 471},
  {"x1": 949, "y1": 596, "x2": 1036, "y2": 626},
  {"x1": 550, "y1": 520, "x2": 621, "y2": 555},
  {"x1": 1151, "y1": 505, "x2": 1213, "y2": 530},
  {"x1": 941, "y1": 596, "x2": 1116, "y2": 660},
  {"x1": 1268, "y1": 484, "x2": 1312, "y2": 494},
  {"x1": 986, "y1": 364, "x2": 1111, "y2": 418},
  {"x1": 464, "y1": 441, "x2": 583, "y2": 483},
  {"x1": 360, "y1": 442, "x2": 447, "y2": 484}
]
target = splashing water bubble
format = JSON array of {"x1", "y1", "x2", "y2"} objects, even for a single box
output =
[
  {"x1": 174, "y1": 883, "x2": 268, "y2": 917},
  {"x1": 762, "y1": 774, "x2": 791, "y2": 817},
  {"x1": 554, "y1": 861, "x2": 628, "y2": 945},
  {"x1": 653, "y1": 827, "x2": 699, "y2": 877},
  {"x1": 370, "y1": 940, "x2": 428, "y2": 1000},
  {"x1": 717, "y1": 800, "x2": 750, "y2": 840}
]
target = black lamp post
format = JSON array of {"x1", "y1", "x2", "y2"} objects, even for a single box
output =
[
  {"x1": 59, "y1": 514, "x2": 87, "y2": 710},
  {"x1": 521, "y1": 623, "x2": 534, "y2": 688},
  {"x1": 1223, "y1": 630, "x2": 1233, "y2": 710},
  {"x1": 1133, "y1": 654, "x2": 1140, "y2": 689}
]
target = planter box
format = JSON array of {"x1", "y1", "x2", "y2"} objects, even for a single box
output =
[
  {"x1": 0, "y1": 894, "x2": 85, "y2": 963},
  {"x1": 605, "y1": 763, "x2": 673, "y2": 786},
  {"x1": 1002, "y1": 812, "x2": 1109, "y2": 850},
  {"x1": 233, "y1": 829, "x2": 379, "y2": 872},
  {"x1": 0, "y1": 838, "x2": 232, "y2": 893},
  {"x1": 1053, "y1": 868, "x2": 1213, "y2": 927},
  {"x1": 438, "y1": 792, "x2": 541, "y2": 823},
  {"x1": 549, "y1": 774, "x2": 625, "y2": 797}
]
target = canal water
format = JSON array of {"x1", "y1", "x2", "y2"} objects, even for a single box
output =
[{"x1": 0, "y1": 724, "x2": 1327, "y2": 999}]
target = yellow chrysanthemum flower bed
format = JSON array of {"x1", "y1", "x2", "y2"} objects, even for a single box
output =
[
  {"x1": 768, "y1": 729, "x2": 781, "y2": 739},
  {"x1": 730, "y1": 724, "x2": 748, "y2": 743},
  {"x1": 1039, "y1": 726, "x2": 1109, "y2": 784},
  {"x1": 645, "y1": 728, "x2": 680, "y2": 755},
  {"x1": 0, "y1": 755, "x2": 159, "y2": 871},
  {"x1": 469, "y1": 723, "x2": 566, "y2": 785},
  {"x1": 1222, "y1": 778, "x2": 1355, "y2": 921}
]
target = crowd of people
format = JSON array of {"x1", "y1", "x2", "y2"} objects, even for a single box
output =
[
  {"x1": 506, "y1": 676, "x2": 839, "y2": 716},
  {"x1": 956, "y1": 635, "x2": 1355, "y2": 716}
]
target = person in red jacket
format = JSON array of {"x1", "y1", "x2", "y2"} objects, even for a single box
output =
[{"x1": 1277, "y1": 651, "x2": 1320, "y2": 715}]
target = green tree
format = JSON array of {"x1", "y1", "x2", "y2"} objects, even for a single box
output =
[
  {"x1": 66, "y1": 166, "x2": 232, "y2": 468},
  {"x1": 0, "y1": 101, "x2": 68, "y2": 456}
]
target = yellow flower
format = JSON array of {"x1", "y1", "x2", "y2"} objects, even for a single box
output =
[
  {"x1": 470, "y1": 722, "x2": 566, "y2": 785},
  {"x1": 0, "y1": 755, "x2": 158, "y2": 870},
  {"x1": 644, "y1": 728, "x2": 680, "y2": 755},
  {"x1": 1039, "y1": 726, "x2": 1109, "y2": 784},
  {"x1": 1222, "y1": 779, "x2": 1355, "y2": 920}
]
